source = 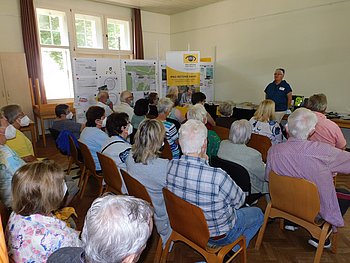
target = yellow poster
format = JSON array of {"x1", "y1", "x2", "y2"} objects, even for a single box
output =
[{"x1": 166, "y1": 51, "x2": 200, "y2": 86}]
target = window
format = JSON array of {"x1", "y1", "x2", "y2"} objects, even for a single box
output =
[
  {"x1": 75, "y1": 14, "x2": 103, "y2": 49},
  {"x1": 36, "y1": 8, "x2": 74, "y2": 100},
  {"x1": 107, "y1": 18, "x2": 131, "y2": 51}
]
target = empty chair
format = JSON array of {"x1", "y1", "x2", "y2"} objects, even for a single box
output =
[
  {"x1": 255, "y1": 171, "x2": 337, "y2": 263},
  {"x1": 97, "y1": 152, "x2": 124, "y2": 195},
  {"x1": 78, "y1": 141, "x2": 104, "y2": 198},
  {"x1": 246, "y1": 133, "x2": 272, "y2": 163},
  {"x1": 161, "y1": 188, "x2": 247, "y2": 263}
]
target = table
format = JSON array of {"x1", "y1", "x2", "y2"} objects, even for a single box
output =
[{"x1": 331, "y1": 118, "x2": 350, "y2": 129}]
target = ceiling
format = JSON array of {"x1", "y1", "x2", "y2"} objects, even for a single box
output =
[{"x1": 91, "y1": 0, "x2": 226, "y2": 15}]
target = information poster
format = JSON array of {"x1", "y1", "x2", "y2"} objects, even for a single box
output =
[
  {"x1": 122, "y1": 60, "x2": 157, "y2": 102},
  {"x1": 200, "y1": 62, "x2": 214, "y2": 102},
  {"x1": 166, "y1": 51, "x2": 200, "y2": 86}
]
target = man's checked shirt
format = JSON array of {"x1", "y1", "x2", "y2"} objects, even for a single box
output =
[{"x1": 166, "y1": 155, "x2": 245, "y2": 237}]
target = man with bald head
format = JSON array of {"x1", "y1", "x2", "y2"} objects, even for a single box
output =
[{"x1": 114, "y1": 91, "x2": 134, "y2": 119}]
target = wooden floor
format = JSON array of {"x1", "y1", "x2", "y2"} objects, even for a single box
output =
[{"x1": 37, "y1": 137, "x2": 350, "y2": 263}]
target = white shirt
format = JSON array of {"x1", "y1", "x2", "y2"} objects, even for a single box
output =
[{"x1": 113, "y1": 102, "x2": 134, "y2": 119}]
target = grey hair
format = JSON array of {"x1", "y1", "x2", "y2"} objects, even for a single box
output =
[
  {"x1": 187, "y1": 104, "x2": 207, "y2": 123},
  {"x1": 1, "y1": 104, "x2": 22, "y2": 124},
  {"x1": 287, "y1": 108, "x2": 317, "y2": 140},
  {"x1": 82, "y1": 194, "x2": 153, "y2": 263},
  {"x1": 167, "y1": 86, "x2": 178, "y2": 96},
  {"x1": 97, "y1": 91, "x2": 109, "y2": 100},
  {"x1": 229, "y1": 119, "x2": 252, "y2": 144},
  {"x1": 157, "y1": 97, "x2": 174, "y2": 114},
  {"x1": 179, "y1": 119, "x2": 207, "y2": 154},
  {"x1": 120, "y1": 91, "x2": 132, "y2": 103},
  {"x1": 307, "y1": 93, "x2": 327, "y2": 113},
  {"x1": 218, "y1": 101, "x2": 234, "y2": 117}
]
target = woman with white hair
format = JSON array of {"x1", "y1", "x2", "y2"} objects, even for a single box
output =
[
  {"x1": 125, "y1": 119, "x2": 171, "y2": 248},
  {"x1": 249, "y1": 99, "x2": 283, "y2": 144},
  {"x1": 187, "y1": 104, "x2": 220, "y2": 159},
  {"x1": 156, "y1": 98, "x2": 180, "y2": 159},
  {"x1": 217, "y1": 120, "x2": 268, "y2": 194}
]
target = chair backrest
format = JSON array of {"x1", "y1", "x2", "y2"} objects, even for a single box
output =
[
  {"x1": 0, "y1": 217, "x2": 9, "y2": 263},
  {"x1": 120, "y1": 169, "x2": 152, "y2": 204},
  {"x1": 212, "y1": 125, "x2": 229, "y2": 141},
  {"x1": 78, "y1": 141, "x2": 96, "y2": 172},
  {"x1": 246, "y1": 133, "x2": 272, "y2": 162},
  {"x1": 163, "y1": 188, "x2": 210, "y2": 249},
  {"x1": 69, "y1": 135, "x2": 82, "y2": 164},
  {"x1": 160, "y1": 139, "x2": 173, "y2": 160},
  {"x1": 97, "y1": 152, "x2": 123, "y2": 194},
  {"x1": 269, "y1": 171, "x2": 320, "y2": 223},
  {"x1": 49, "y1": 128, "x2": 60, "y2": 141},
  {"x1": 210, "y1": 156, "x2": 251, "y2": 193}
]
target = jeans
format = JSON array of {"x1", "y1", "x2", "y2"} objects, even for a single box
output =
[{"x1": 208, "y1": 207, "x2": 264, "y2": 250}]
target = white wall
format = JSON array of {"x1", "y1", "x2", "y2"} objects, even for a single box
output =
[
  {"x1": 0, "y1": 0, "x2": 24, "y2": 52},
  {"x1": 171, "y1": 0, "x2": 350, "y2": 113}
]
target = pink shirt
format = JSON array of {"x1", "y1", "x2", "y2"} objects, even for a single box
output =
[
  {"x1": 266, "y1": 138, "x2": 350, "y2": 228},
  {"x1": 309, "y1": 111, "x2": 346, "y2": 149}
]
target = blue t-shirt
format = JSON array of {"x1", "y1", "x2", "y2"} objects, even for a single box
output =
[
  {"x1": 264, "y1": 80, "x2": 292, "y2": 111},
  {"x1": 79, "y1": 127, "x2": 109, "y2": 171}
]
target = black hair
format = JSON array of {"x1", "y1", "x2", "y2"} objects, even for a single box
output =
[
  {"x1": 85, "y1": 106, "x2": 105, "y2": 127},
  {"x1": 106, "y1": 112, "x2": 129, "y2": 136},
  {"x1": 55, "y1": 104, "x2": 69, "y2": 118},
  {"x1": 133, "y1": 98, "x2": 149, "y2": 116},
  {"x1": 191, "y1": 92, "x2": 206, "y2": 105},
  {"x1": 148, "y1": 92, "x2": 158, "y2": 105}
]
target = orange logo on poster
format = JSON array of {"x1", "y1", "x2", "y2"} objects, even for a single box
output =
[{"x1": 183, "y1": 54, "x2": 198, "y2": 63}]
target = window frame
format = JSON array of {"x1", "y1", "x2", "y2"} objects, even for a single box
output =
[{"x1": 106, "y1": 17, "x2": 132, "y2": 52}]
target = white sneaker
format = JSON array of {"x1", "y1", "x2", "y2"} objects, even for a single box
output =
[
  {"x1": 284, "y1": 225, "x2": 299, "y2": 231},
  {"x1": 308, "y1": 238, "x2": 331, "y2": 249}
]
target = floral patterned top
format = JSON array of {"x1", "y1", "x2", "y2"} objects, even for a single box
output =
[
  {"x1": 249, "y1": 117, "x2": 283, "y2": 144},
  {"x1": 6, "y1": 212, "x2": 82, "y2": 263}
]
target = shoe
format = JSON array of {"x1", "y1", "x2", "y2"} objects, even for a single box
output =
[
  {"x1": 308, "y1": 238, "x2": 331, "y2": 249},
  {"x1": 284, "y1": 225, "x2": 299, "y2": 231}
]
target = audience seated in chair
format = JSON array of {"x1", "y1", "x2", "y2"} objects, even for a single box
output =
[
  {"x1": 166, "y1": 93, "x2": 186, "y2": 125},
  {"x1": 191, "y1": 91, "x2": 216, "y2": 127},
  {"x1": 156, "y1": 98, "x2": 180, "y2": 159},
  {"x1": 306, "y1": 93, "x2": 346, "y2": 149},
  {"x1": 125, "y1": 119, "x2": 172, "y2": 247},
  {"x1": 131, "y1": 98, "x2": 149, "y2": 129},
  {"x1": 6, "y1": 162, "x2": 81, "y2": 262},
  {"x1": 95, "y1": 90, "x2": 113, "y2": 117},
  {"x1": 265, "y1": 108, "x2": 350, "y2": 248},
  {"x1": 114, "y1": 90, "x2": 134, "y2": 119},
  {"x1": 249, "y1": 99, "x2": 283, "y2": 144},
  {"x1": 187, "y1": 104, "x2": 220, "y2": 159},
  {"x1": 48, "y1": 194, "x2": 153, "y2": 263},
  {"x1": 101, "y1": 112, "x2": 132, "y2": 170},
  {"x1": 2, "y1": 104, "x2": 37, "y2": 162},
  {"x1": 0, "y1": 111, "x2": 25, "y2": 208},
  {"x1": 52, "y1": 104, "x2": 83, "y2": 140},
  {"x1": 79, "y1": 106, "x2": 108, "y2": 171},
  {"x1": 148, "y1": 92, "x2": 159, "y2": 118},
  {"x1": 216, "y1": 101, "x2": 236, "y2": 129},
  {"x1": 218, "y1": 119, "x2": 268, "y2": 194},
  {"x1": 167, "y1": 120, "x2": 264, "y2": 250}
]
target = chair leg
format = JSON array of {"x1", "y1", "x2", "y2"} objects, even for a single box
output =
[
  {"x1": 313, "y1": 225, "x2": 328, "y2": 263},
  {"x1": 255, "y1": 203, "x2": 271, "y2": 249},
  {"x1": 154, "y1": 235, "x2": 163, "y2": 263},
  {"x1": 66, "y1": 157, "x2": 73, "y2": 175},
  {"x1": 79, "y1": 171, "x2": 90, "y2": 199},
  {"x1": 331, "y1": 232, "x2": 338, "y2": 254}
]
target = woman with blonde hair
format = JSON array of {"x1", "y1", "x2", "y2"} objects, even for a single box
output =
[
  {"x1": 249, "y1": 99, "x2": 283, "y2": 144},
  {"x1": 6, "y1": 161, "x2": 81, "y2": 262},
  {"x1": 125, "y1": 119, "x2": 171, "y2": 248}
]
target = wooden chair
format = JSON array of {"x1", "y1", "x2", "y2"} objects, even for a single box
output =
[
  {"x1": 67, "y1": 136, "x2": 85, "y2": 184},
  {"x1": 161, "y1": 188, "x2": 247, "y2": 263},
  {"x1": 0, "y1": 217, "x2": 9, "y2": 263},
  {"x1": 212, "y1": 125, "x2": 229, "y2": 141},
  {"x1": 97, "y1": 152, "x2": 123, "y2": 195},
  {"x1": 160, "y1": 139, "x2": 172, "y2": 160},
  {"x1": 78, "y1": 141, "x2": 104, "y2": 198},
  {"x1": 255, "y1": 171, "x2": 337, "y2": 263},
  {"x1": 246, "y1": 133, "x2": 272, "y2": 163},
  {"x1": 120, "y1": 169, "x2": 163, "y2": 263}
]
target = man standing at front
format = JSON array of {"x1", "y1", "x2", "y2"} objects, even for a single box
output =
[
  {"x1": 166, "y1": 120, "x2": 264, "y2": 249},
  {"x1": 265, "y1": 68, "x2": 292, "y2": 122}
]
